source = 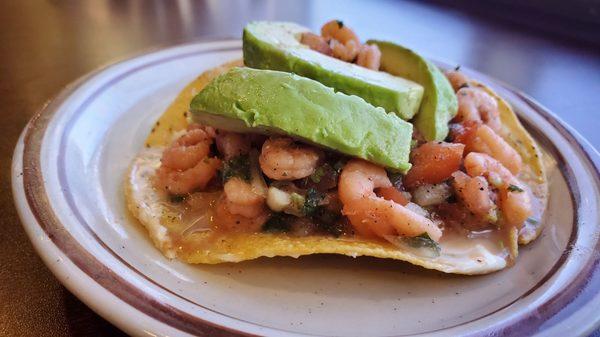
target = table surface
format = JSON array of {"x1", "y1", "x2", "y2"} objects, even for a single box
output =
[{"x1": 1, "y1": 1, "x2": 599, "y2": 336}]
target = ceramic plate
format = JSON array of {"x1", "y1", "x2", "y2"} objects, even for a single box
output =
[{"x1": 12, "y1": 40, "x2": 600, "y2": 337}]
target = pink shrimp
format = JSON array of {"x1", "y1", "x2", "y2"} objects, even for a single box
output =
[
  {"x1": 301, "y1": 32, "x2": 333, "y2": 56},
  {"x1": 451, "y1": 171, "x2": 496, "y2": 220},
  {"x1": 356, "y1": 44, "x2": 381, "y2": 70},
  {"x1": 469, "y1": 125, "x2": 522, "y2": 174},
  {"x1": 154, "y1": 125, "x2": 220, "y2": 195},
  {"x1": 456, "y1": 87, "x2": 502, "y2": 132},
  {"x1": 259, "y1": 137, "x2": 322, "y2": 181},
  {"x1": 321, "y1": 20, "x2": 361, "y2": 62},
  {"x1": 338, "y1": 159, "x2": 442, "y2": 241},
  {"x1": 216, "y1": 131, "x2": 251, "y2": 160},
  {"x1": 444, "y1": 70, "x2": 469, "y2": 92},
  {"x1": 464, "y1": 153, "x2": 531, "y2": 227}
]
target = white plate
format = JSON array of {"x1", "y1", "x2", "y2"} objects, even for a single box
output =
[{"x1": 12, "y1": 40, "x2": 600, "y2": 337}]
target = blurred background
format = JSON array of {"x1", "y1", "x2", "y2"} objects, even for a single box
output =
[{"x1": 1, "y1": 1, "x2": 599, "y2": 336}]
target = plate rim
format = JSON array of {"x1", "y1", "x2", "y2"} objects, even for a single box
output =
[{"x1": 11, "y1": 39, "x2": 600, "y2": 337}]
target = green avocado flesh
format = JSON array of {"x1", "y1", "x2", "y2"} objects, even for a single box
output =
[
  {"x1": 190, "y1": 67, "x2": 413, "y2": 172},
  {"x1": 368, "y1": 40, "x2": 458, "y2": 141},
  {"x1": 243, "y1": 21, "x2": 424, "y2": 120}
]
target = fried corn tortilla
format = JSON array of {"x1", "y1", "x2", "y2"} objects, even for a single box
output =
[{"x1": 125, "y1": 60, "x2": 548, "y2": 275}]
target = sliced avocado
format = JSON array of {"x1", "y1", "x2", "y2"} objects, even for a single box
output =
[
  {"x1": 243, "y1": 21, "x2": 424, "y2": 120},
  {"x1": 190, "y1": 67, "x2": 413, "y2": 172},
  {"x1": 368, "y1": 40, "x2": 458, "y2": 141}
]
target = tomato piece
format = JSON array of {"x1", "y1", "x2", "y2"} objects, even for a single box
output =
[
  {"x1": 448, "y1": 120, "x2": 481, "y2": 152},
  {"x1": 376, "y1": 186, "x2": 409, "y2": 205},
  {"x1": 404, "y1": 141, "x2": 465, "y2": 188}
]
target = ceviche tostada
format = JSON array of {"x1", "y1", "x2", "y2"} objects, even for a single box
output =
[{"x1": 126, "y1": 20, "x2": 547, "y2": 275}]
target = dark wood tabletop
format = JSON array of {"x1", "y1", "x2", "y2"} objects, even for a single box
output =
[{"x1": 1, "y1": 1, "x2": 599, "y2": 336}]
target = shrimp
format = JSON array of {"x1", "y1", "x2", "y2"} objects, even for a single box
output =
[
  {"x1": 456, "y1": 87, "x2": 501, "y2": 132},
  {"x1": 356, "y1": 44, "x2": 381, "y2": 70},
  {"x1": 444, "y1": 70, "x2": 469, "y2": 92},
  {"x1": 155, "y1": 125, "x2": 220, "y2": 195},
  {"x1": 451, "y1": 171, "x2": 496, "y2": 220},
  {"x1": 216, "y1": 131, "x2": 251, "y2": 160},
  {"x1": 223, "y1": 177, "x2": 266, "y2": 218},
  {"x1": 160, "y1": 125, "x2": 215, "y2": 170},
  {"x1": 155, "y1": 157, "x2": 221, "y2": 195},
  {"x1": 301, "y1": 32, "x2": 333, "y2": 56},
  {"x1": 321, "y1": 20, "x2": 360, "y2": 46},
  {"x1": 259, "y1": 137, "x2": 322, "y2": 181},
  {"x1": 464, "y1": 153, "x2": 531, "y2": 227},
  {"x1": 469, "y1": 125, "x2": 522, "y2": 174},
  {"x1": 321, "y1": 20, "x2": 361, "y2": 62},
  {"x1": 338, "y1": 159, "x2": 442, "y2": 241},
  {"x1": 215, "y1": 197, "x2": 270, "y2": 233},
  {"x1": 330, "y1": 39, "x2": 360, "y2": 62},
  {"x1": 215, "y1": 154, "x2": 269, "y2": 231}
]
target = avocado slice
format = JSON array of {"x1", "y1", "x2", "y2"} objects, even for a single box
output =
[
  {"x1": 368, "y1": 40, "x2": 458, "y2": 141},
  {"x1": 243, "y1": 21, "x2": 424, "y2": 120},
  {"x1": 190, "y1": 67, "x2": 413, "y2": 172}
]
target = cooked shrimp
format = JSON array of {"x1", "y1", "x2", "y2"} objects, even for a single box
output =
[
  {"x1": 469, "y1": 125, "x2": 522, "y2": 174},
  {"x1": 444, "y1": 70, "x2": 469, "y2": 92},
  {"x1": 451, "y1": 171, "x2": 495, "y2": 220},
  {"x1": 160, "y1": 125, "x2": 215, "y2": 170},
  {"x1": 155, "y1": 125, "x2": 220, "y2": 195},
  {"x1": 216, "y1": 131, "x2": 251, "y2": 160},
  {"x1": 215, "y1": 197, "x2": 270, "y2": 232},
  {"x1": 223, "y1": 177, "x2": 266, "y2": 218},
  {"x1": 155, "y1": 157, "x2": 221, "y2": 195},
  {"x1": 301, "y1": 32, "x2": 333, "y2": 56},
  {"x1": 321, "y1": 20, "x2": 361, "y2": 62},
  {"x1": 356, "y1": 44, "x2": 381, "y2": 70},
  {"x1": 259, "y1": 137, "x2": 322, "y2": 180},
  {"x1": 321, "y1": 20, "x2": 360, "y2": 45},
  {"x1": 338, "y1": 159, "x2": 442, "y2": 241},
  {"x1": 464, "y1": 153, "x2": 531, "y2": 227},
  {"x1": 330, "y1": 39, "x2": 360, "y2": 62},
  {"x1": 456, "y1": 87, "x2": 501, "y2": 132},
  {"x1": 216, "y1": 155, "x2": 269, "y2": 231}
]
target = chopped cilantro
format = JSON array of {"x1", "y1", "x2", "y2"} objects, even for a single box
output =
[
  {"x1": 310, "y1": 165, "x2": 327, "y2": 183},
  {"x1": 403, "y1": 233, "x2": 441, "y2": 256},
  {"x1": 507, "y1": 184, "x2": 524, "y2": 192},
  {"x1": 262, "y1": 213, "x2": 293, "y2": 233},
  {"x1": 302, "y1": 188, "x2": 325, "y2": 216},
  {"x1": 526, "y1": 217, "x2": 539, "y2": 225},
  {"x1": 221, "y1": 155, "x2": 250, "y2": 182}
]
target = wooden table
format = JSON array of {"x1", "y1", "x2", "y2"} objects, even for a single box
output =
[{"x1": 1, "y1": 1, "x2": 598, "y2": 336}]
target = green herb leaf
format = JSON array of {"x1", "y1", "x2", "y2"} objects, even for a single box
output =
[
  {"x1": 221, "y1": 155, "x2": 250, "y2": 182},
  {"x1": 310, "y1": 165, "x2": 326, "y2": 183},
  {"x1": 302, "y1": 188, "x2": 325, "y2": 216},
  {"x1": 403, "y1": 233, "x2": 441, "y2": 256},
  {"x1": 507, "y1": 184, "x2": 524, "y2": 192},
  {"x1": 526, "y1": 217, "x2": 539, "y2": 225},
  {"x1": 262, "y1": 213, "x2": 293, "y2": 233}
]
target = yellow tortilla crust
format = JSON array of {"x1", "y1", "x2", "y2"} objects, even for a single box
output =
[{"x1": 127, "y1": 60, "x2": 546, "y2": 274}]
